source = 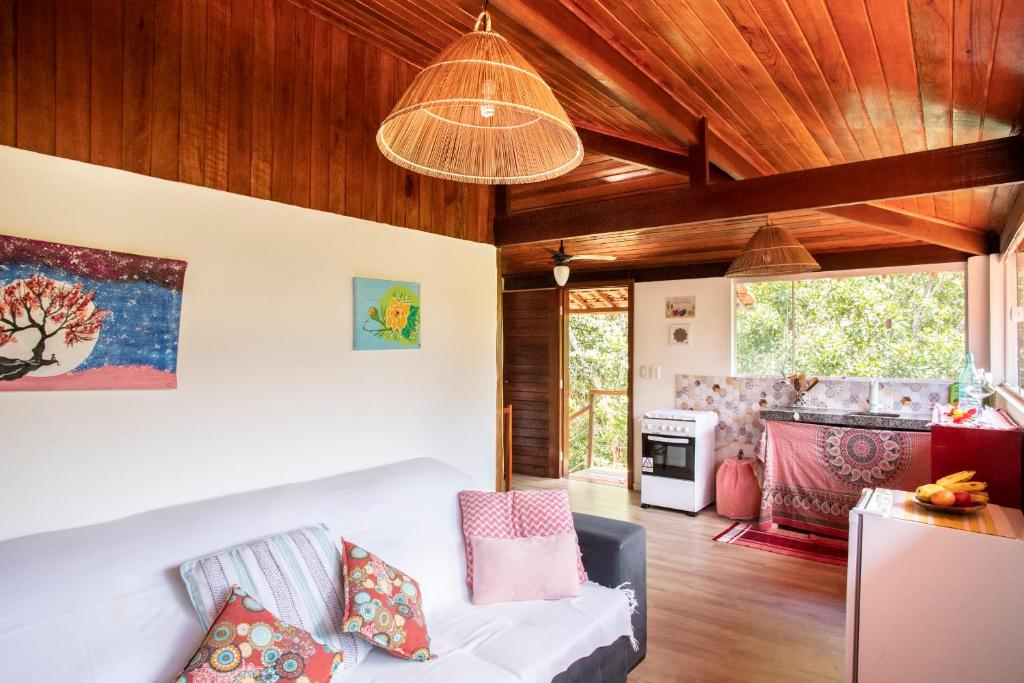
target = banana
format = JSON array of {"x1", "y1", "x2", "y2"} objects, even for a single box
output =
[
  {"x1": 936, "y1": 470, "x2": 976, "y2": 487},
  {"x1": 941, "y1": 481, "x2": 987, "y2": 493},
  {"x1": 916, "y1": 484, "x2": 947, "y2": 502},
  {"x1": 970, "y1": 492, "x2": 990, "y2": 504}
]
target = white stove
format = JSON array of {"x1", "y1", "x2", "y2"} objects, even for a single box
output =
[{"x1": 639, "y1": 409, "x2": 718, "y2": 514}]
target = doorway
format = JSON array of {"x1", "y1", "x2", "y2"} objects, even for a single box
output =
[{"x1": 562, "y1": 285, "x2": 633, "y2": 488}]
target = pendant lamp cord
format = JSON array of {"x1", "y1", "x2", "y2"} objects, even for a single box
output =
[{"x1": 482, "y1": 0, "x2": 489, "y2": 12}]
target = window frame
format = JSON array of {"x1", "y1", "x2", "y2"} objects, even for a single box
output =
[{"x1": 731, "y1": 262, "x2": 968, "y2": 382}]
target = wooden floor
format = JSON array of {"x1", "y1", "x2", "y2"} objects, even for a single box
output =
[{"x1": 512, "y1": 475, "x2": 847, "y2": 682}]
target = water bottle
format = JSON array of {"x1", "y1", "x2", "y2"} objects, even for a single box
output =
[{"x1": 957, "y1": 352, "x2": 980, "y2": 411}]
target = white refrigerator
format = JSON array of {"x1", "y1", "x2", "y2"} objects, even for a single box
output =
[{"x1": 846, "y1": 488, "x2": 1024, "y2": 683}]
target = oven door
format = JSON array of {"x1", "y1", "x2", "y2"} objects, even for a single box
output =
[{"x1": 641, "y1": 433, "x2": 696, "y2": 481}]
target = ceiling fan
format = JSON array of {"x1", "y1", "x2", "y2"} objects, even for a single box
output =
[{"x1": 548, "y1": 240, "x2": 617, "y2": 286}]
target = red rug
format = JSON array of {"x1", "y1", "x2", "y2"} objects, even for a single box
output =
[{"x1": 713, "y1": 522, "x2": 848, "y2": 567}]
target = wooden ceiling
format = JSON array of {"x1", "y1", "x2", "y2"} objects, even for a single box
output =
[
  {"x1": 296, "y1": 0, "x2": 1024, "y2": 279},
  {"x1": 567, "y1": 286, "x2": 629, "y2": 312}
]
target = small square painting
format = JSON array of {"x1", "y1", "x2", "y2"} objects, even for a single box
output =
[
  {"x1": 665, "y1": 295, "x2": 696, "y2": 318},
  {"x1": 669, "y1": 323, "x2": 690, "y2": 346},
  {"x1": 354, "y1": 278, "x2": 421, "y2": 350}
]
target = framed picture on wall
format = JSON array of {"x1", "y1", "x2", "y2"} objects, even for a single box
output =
[
  {"x1": 665, "y1": 295, "x2": 696, "y2": 318},
  {"x1": 353, "y1": 277, "x2": 421, "y2": 350},
  {"x1": 669, "y1": 323, "x2": 691, "y2": 346}
]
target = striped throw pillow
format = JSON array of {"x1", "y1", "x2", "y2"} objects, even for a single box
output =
[{"x1": 179, "y1": 525, "x2": 369, "y2": 674}]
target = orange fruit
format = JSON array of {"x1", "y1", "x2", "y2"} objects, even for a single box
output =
[{"x1": 929, "y1": 489, "x2": 956, "y2": 507}]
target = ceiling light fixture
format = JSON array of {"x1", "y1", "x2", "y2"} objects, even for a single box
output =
[
  {"x1": 724, "y1": 217, "x2": 821, "y2": 278},
  {"x1": 376, "y1": 1, "x2": 583, "y2": 185}
]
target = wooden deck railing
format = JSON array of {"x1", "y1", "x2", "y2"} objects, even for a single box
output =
[{"x1": 568, "y1": 389, "x2": 628, "y2": 471}]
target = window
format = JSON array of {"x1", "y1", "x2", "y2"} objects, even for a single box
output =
[{"x1": 735, "y1": 269, "x2": 965, "y2": 380}]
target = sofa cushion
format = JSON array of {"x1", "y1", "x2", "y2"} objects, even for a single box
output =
[
  {"x1": 458, "y1": 490, "x2": 585, "y2": 589},
  {"x1": 470, "y1": 533, "x2": 582, "y2": 605},
  {"x1": 174, "y1": 585, "x2": 344, "y2": 682},
  {"x1": 341, "y1": 540, "x2": 432, "y2": 661},
  {"x1": 349, "y1": 582, "x2": 635, "y2": 683},
  {"x1": 179, "y1": 524, "x2": 368, "y2": 672}
]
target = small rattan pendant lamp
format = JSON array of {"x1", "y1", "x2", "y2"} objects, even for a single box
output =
[
  {"x1": 724, "y1": 217, "x2": 822, "y2": 278},
  {"x1": 376, "y1": 3, "x2": 583, "y2": 185}
]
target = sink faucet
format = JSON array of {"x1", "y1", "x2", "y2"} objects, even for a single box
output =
[{"x1": 868, "y1": 379, "x2": 883, "y2": 413}]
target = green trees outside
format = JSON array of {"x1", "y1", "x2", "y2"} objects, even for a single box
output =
[
  {"x1": 567, "y1": 313, "x2": 628, "y2": 474},
  {"x1": 736, "y1": 271, "x2": 965, "y2": 380}
]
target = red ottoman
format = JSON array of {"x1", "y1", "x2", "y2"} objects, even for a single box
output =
[{"x1": 716, "y1": 454, "x2": 762, "y2": 520}]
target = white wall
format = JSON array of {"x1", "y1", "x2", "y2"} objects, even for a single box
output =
[
  {"x1": 0, "y1": 147, "x2": 497, "y2": 541},
  {"x1": 632, "y1": 277, "x2": 733, "y2": 480}
]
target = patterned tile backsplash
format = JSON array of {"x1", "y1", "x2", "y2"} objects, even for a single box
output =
[{"x1": 674, "y1": 375, "x2": 951, "y2": 457}]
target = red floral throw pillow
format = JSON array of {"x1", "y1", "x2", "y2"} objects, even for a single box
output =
[
  {"x1": 341, "y1": 540, "x2": 432, "y2": 661},
  {"x1": 174, "y1": 586, "x2": 343, "y2": 683}
]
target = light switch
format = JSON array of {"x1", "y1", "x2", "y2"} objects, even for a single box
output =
[
  {"x1": 653, "y1": 366, "x2": 661, "y2": 379},
  {"x1": 639, "y1": 366, "x2": 650, "y2": 379}
]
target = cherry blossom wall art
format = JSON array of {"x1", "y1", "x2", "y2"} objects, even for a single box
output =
[{"x1": 0, "y1": 234, "x2": 187, "y2": 391}]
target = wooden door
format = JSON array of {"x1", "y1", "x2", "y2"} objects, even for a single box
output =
[{"x1": 502, "y1": 289, "x2": 562, "y2": 478}]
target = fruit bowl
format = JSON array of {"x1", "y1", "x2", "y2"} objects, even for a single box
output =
[{"x1": 913, "y1": 498, "x2": 987, "y2": 515}]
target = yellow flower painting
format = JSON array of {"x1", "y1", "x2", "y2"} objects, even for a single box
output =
[{"x1": 354, "y1": 278, "x2": 421, "y2": 350}]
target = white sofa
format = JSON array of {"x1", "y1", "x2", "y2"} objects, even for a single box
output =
[{"x1": 0, "y1": 458, "x2": 641, "y2": 682}]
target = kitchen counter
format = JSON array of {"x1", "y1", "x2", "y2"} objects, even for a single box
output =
[{"x1": 759, "y1": 406, "x2": 932, "y2": 432}]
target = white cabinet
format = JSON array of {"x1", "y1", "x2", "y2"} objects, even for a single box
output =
[{"x1": 846, "y1": 488, "x2": 1024, "y2": 682}]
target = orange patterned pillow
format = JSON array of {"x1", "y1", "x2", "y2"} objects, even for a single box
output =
[
  {"x1": 174, "y1": 586, "x2": 343, "y2": 683},
  {"x1": 341, "y1": 541, "x2": 432, "y2": 661}
]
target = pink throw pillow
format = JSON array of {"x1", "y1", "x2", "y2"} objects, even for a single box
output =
[
  {"x1": 470, "y1": 533, "x2": 583, "y2": 605},
  {"x1": 458, "y1": 490, "x2": 585, "y2": 589}
]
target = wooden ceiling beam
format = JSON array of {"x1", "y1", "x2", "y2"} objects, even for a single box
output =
[
  {"x1": 999, "y1": 187, "x2": 1024, "y2": 255},
  {"x1": 503, "y1": 245, "x2": 970, "y2": 289},
  {"x1": 493, "y1": 0, "x2": 763, "y2": 179},
  {"x1": 495, "y1": 135, "x2": 1024, "y2": 246},
  {"x1": 566, "y1": 131, "x2": 982, "y2": 252},
  {"x1": 575, "y1": 127, "x2": 730, "y2": 182},
  {"x1": 689, "y1": 117, "x2": 710, "y2": 186},
  {"x1": 819, "y1": 205, "x2": 988, "y2": 255}
]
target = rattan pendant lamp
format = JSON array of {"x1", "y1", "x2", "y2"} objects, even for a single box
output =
[
  {"x1": 724, "y1": 217, "x2": 821, "y2": 278},
  {"x1": 376, "y1": 1, "x2": 583, "y2": 184}
]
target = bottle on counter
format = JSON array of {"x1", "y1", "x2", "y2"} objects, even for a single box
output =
[{"x1": 957, "y1": 352, "x2": 980, "y2": 411}]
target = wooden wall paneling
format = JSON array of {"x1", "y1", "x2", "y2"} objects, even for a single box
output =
[
  {"x1": 360, "y1": 43, "x2": 380, "y2": 222},
  {"x1": 226, "y1": 0, "x2": 253, "y2": 195},
  {"x1": 151, "y1": 0, "x2": 181, "y2": 180},
  {"x1": 15, "y1": 0, "x2": 55, "y2": 155},
  {"x1": 56, "y1": 0, "x2": 91, "y2": 162},
  {"x1": 309, "y1": 17, "x2": 331, "y2": 211},
  {"x1": 249, "y1": 0, "x2": 273, "y2": 198},
  {"x1": 123, "y1": 0, "x2": 155, "y2": 175},
  {"x1": 290, "y1": 8, "x2": 313, "y2": 208},
  {"x1": 343, "y1": 35, "x2": 364, "y2": 218},
  {"x1": 179, "y1": 0, "x2": 206, "y2": 182},
  {"x1": 269, "y1": 0, "x2": 294, "y2": 203},
  {"x1": 326, "y1": 26, "x2": 348, "y2": 214},
  {"x1": 0, "y1": 0, "x2": 15, "y2": 146},
  {"x1": 375, "y1": 50, "x2": 394, "y2": 226},
  {"x1": 5, "y1": 0, "x2": 492, "y2": 243},
  {"x1": 202, "y1": 0, "x2": 228, "y2": 189}
]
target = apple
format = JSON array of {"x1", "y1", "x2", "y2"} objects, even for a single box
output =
[
  {"x1": 953, "y1": 492, "x2": 974, "y2": 507},
  {"x1": 930, "y1": 489, "x2": 956, "y2": 507}
]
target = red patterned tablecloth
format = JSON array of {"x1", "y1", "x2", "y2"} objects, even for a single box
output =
[{"x1": 758, "y1": 420, "x2": 932, "y2": 539}]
